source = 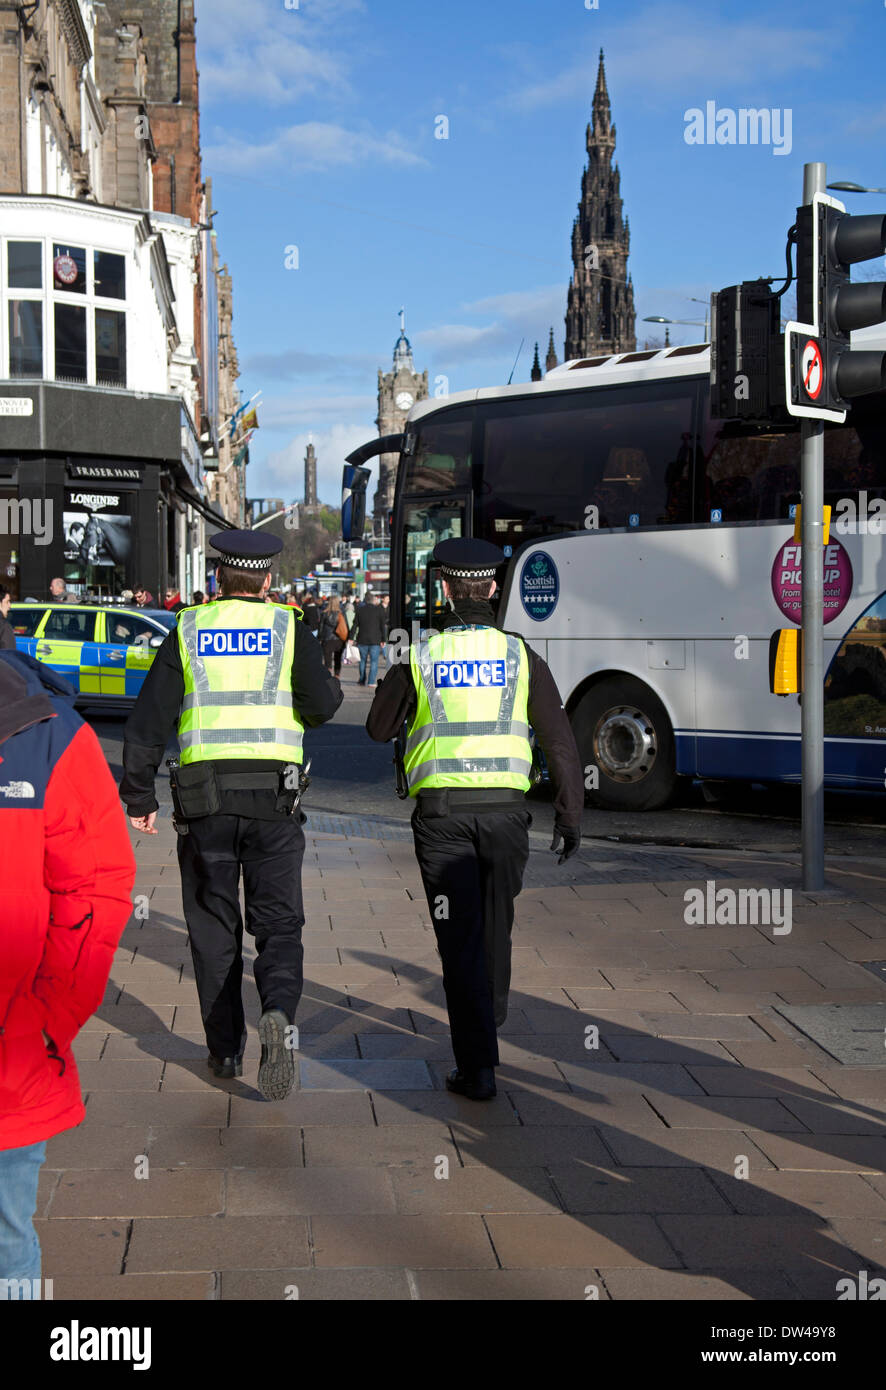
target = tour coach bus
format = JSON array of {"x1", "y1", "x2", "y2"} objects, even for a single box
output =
[{"x1": 342, "y1": 339, "x2": 886, "y2": 809}]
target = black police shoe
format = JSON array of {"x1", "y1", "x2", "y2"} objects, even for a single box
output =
[
  {"x1": 445, "y1": 1067, "x2": 497, "y2": 1101},
  {"x1": 257, "y1": 1009, "x2": 296, "y2": 1101},
  {"x1": 207, "y1": 1053, "x2": 243, "y2": 1079}
]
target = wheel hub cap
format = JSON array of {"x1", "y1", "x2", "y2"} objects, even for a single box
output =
[{"x1": 593, "y1": 705, "x2": 657, "y2": 784}]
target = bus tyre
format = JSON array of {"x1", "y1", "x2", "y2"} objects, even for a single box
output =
[{"x1": 573, "y1": 677, "x2": 678, "y2": 812}]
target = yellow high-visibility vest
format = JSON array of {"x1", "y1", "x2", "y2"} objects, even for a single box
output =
[
  {"x1": 177, "y1": 600, "x2": 303, "y2": 764},
  {"x1": 405, "y1": 626, "x2": 532, "y2": 794}
]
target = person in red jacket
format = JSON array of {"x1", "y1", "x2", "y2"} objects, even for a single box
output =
[{"x1": 0, "y1": 651, "x2": 135, "y2": 1290}]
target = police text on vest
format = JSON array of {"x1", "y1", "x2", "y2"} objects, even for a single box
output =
[
  {"x1": 197, "y1": 629, "x2": 272, "y2": 657},
  {"x1": 434, "y1": 659, "x2": 507, "y2": 688}
]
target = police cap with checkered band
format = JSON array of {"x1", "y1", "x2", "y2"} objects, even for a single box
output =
[
  {"x1": 209, "y1": 529, "x2": 283, "y2": 571},
  {"x1": 433, "y1": 538, "x2": 505, "y2": 579}
]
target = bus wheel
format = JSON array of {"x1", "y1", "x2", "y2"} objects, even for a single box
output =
[{"x1": 572, "y1": 676, "x2": 678, "y2": 811}]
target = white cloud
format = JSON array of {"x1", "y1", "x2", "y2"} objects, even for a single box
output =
[
  {"x1": 199, "y1": 39, "x2": 349, "y2": 106},
  {"x1": 415, "y1": 283, "x2": 564, "y2": 365},
  {"x1": 195, "y1": 0, "x2": 368, "y2": 107},
  {"x1": 415, "y1": 322, "x2": 503, "y2": 355},
  {"x1": 244, "y1": 349, "x2": 379, "y2": 380},
  {"x1": 203, "y1": 122, "x2": 427, "y2": 175},
  {"x1": 255, "y1": 420, "x2": 375, "y2": 504},
  {"x1": 260, "y1": 393, "x2": 376, "y2": 429},
  {"x1": 500, "y1": 6, "x2": 828, "y2": 113},
  {"x1": 461, "y1": 285, "x2": 565, "y2": 319}
]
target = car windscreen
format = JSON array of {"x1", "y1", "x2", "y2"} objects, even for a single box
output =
[{"x1": 141, "y1": 609, "x2": 177, "y2": 630}]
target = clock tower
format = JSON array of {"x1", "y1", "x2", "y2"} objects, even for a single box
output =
[{"x1": 373, "y1": 310, "x2": 428, "y2": 534}]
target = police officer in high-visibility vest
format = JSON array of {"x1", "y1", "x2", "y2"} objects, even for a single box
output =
[
  {"x1": 120, "y1": 531, "x2": 342, "y2": 1099},
  {"x1": 367, "y1": 538, "x2": 583, "y2": 1100}
]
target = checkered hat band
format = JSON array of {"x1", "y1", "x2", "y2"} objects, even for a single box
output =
[
  {"x1": 442, "y1": 565, "x2": 497, "y2": 578},
  {"x1": 215, "y1": 554, "x2": 273, "y2": 570}
]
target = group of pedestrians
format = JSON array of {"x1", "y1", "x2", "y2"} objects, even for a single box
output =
[{"x1": 287, "y1": 588, "x2": 390, "y2": 687}]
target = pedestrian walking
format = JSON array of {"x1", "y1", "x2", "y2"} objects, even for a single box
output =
[
  {"x1": 48, "y1": 578, "x2": 76, "y2": 604},
  {"x1": 0, "y1": 650, "x2": 134, "y2": 1287},
  {"x1": 366, "y1": 539, "x2": 583, "y2": 1100},
  {"x1": 0, "y1": 586, "x2": 15, "y2": 650},
  {"x1": 318, "y1": 595, "x2": 347, "y2": 679},
  {"x1": 342, "y1": 596, "x2": 357, "y2": 664},
  {"x1": 351, "y1": 591, "x2": 385, "y2": 687},
  {"x1": 379, "y1": 593, "x2": 391, "y2": 665},
  {"x1": 120, "y1": 531, "x2": 343, "y2": 1100}
]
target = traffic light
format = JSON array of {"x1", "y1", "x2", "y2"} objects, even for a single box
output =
[
  {"x1": 786, "y1": 193, "x2": 886, "y2": 420},
  {"x1": 710, "y1": 280, "x2": 783, "y2": 421}
]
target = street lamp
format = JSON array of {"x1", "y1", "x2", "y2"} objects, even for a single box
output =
[
  {"x1": 827, "y1": 181, "x2": 886, "y2": 195},
  {"x1": 642, "y1": 314, "x2": 708, "y2": 344},
  {"x1": 688, "y1": 296, "x2": 711, "y2": 340}
]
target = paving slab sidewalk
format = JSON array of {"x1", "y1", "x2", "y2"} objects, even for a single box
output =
[{"x1": 36, "y1": 812, "x2": 886, "y2": 1301}]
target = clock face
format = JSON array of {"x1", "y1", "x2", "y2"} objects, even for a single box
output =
[{"x1": 395, "y1": 391, "x2": 414, "y2": 411}]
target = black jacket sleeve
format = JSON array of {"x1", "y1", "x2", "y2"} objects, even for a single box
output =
[
  {"x1": 366, "y1": 661, "x2": 415, "y2": 742},
  {"x1": 120, "y1": 630, "x2": 184, "y2": 815},
  {"x1": 291, "y1": 618, "x2": 344, "y2": 727},
  {"x1": 525, "y1": 648, "x2": 584, "y2": 829}
]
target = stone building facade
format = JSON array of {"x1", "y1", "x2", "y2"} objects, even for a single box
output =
[
  {"x1": 0, "y1": 1, "x2": 242, "y2": 602},
  {"x1": 209, "y1": 241, "x2": 248, "y2": 528},
  {"x1": 0, "y1": 0, "x2": 100, "y2": 197}
]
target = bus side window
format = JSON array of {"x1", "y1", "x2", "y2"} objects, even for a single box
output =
[
  {"x1": 700, "y1": 419, "x2": 799, "y2": 523},
  {"x1": 823, "y1": 403, "x2": 877, "y2": 515},
  {"x1": 477, "y1": 385, "x2": 695, "y2": 539}
]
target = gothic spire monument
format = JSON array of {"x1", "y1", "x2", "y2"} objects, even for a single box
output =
[
  {"x1": 545, "y1": 328, "x2": 559, "y2": 373},
  {"x1": 304, "y1": 436, "x2": 318, "y2": 511},
  {"x1": 373, "y1": 310, "x2": 429, "y2": 532},
  {"x1": 565, "y1": 50, "x2": 636, "y2": 360}
]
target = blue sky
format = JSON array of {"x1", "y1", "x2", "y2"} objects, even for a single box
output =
[{"x1": 194, "y1": 0, "x2": 885, "y2": 506}]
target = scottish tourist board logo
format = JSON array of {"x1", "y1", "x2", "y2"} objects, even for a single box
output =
[{"x1": 520, "y1": 550, "x2": 559, "y2": 621}]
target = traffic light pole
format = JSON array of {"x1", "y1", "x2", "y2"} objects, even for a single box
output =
[{"x1": 801, "y1": 161, "x2": 826, "y2": 891}]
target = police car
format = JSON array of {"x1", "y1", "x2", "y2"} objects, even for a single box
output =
[{"x1": 9, "y1": 603, "x2": 175, "y2": 710}]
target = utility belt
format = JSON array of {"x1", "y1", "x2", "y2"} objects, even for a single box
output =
[
  {"x1": 414, "y1": 787, "x2": 526, "y2": 816},
  {"x1": 167, "y1": 757, "x2": 311, "y2": 832}
]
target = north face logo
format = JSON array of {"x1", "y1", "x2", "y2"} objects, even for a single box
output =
[{"x1": 0, "y1": 781, "x2": 36, "y2": 798}]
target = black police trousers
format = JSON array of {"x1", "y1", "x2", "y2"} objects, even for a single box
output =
[
  {"x1": 176, "y1": 814, "x2": 306, "y2": 1059},
  {"x1": 411, "y1": 798, "x2": 531, "y2": 1073}
]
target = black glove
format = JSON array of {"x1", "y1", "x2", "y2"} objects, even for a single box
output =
[{"x1": 551, "y1": 823, "x2": 581, "y2": 864}]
